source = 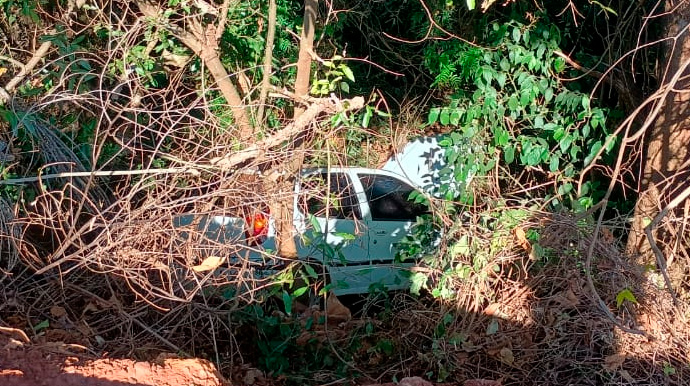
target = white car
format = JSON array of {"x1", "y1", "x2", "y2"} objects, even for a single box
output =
[{"x1": 175, "y1": 137, "x2": 448, "y2": 295}]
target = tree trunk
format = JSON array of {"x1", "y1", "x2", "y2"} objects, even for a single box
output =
[
  {"x1": 627, "y1": 1, "x2": 690, "y2": 263},
  {"x1": 274, "y1": 0, "x2": 319, "y2": 258},
  {"x1": 293, "y1": 0, "x2": 318, "y2": 119}
]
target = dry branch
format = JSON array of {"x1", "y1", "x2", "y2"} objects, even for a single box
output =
[
  {"x1": 0, "y1": 167, "x2": 201, "y2": 185},
  {"x1": 644, "y1": 183, "x2": 690, "y2": 306},
  {"x1": 0, "y1": 33, "x2": 55, "y2": 106},
  {"x1": 210, "y1": 96, "x2": 364, "y2": 171}
]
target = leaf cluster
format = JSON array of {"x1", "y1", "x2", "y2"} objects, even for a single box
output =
[{"x1": 426, "y1": 18, "x2": 617, "y2": 209}]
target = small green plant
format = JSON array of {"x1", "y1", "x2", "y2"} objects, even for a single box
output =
[
  {"x1": 310, "y1": 56, "x2": 355, "y2": 96},
  {"x1": 615, "y1": 288, "x2": 638, "y2": 308},
  {"x1": 663, "y1": 362, "x2": 676, "y2": 376}
]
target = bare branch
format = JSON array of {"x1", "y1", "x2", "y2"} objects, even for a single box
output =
[
  {"x1": 210, "y1": 96, "x2": 365, "y2": 171},
  {"x1": 0, "y1": 34, "x2": 55, "y2": 106}
]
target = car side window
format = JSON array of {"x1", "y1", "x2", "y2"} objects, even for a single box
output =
[
  {"x1": 358, "y1": 174, "x2": 429, "y2": 221},
  {"x1": 299, "y1": 173, "x2": 362, "y2": 220}
]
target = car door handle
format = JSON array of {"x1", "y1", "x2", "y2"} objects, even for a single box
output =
[{"x1": 375, "y1": 230, "x2": 386, "y2": 236}]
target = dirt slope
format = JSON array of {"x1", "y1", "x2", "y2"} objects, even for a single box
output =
[{"x1": 0, "y1": 331, "x2": 229, "y2": 386}]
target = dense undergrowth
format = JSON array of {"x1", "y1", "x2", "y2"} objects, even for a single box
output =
[{"x1": 1, "y1": 1, "x2": 689, "y2": 385}]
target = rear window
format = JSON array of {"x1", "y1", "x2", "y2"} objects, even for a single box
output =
[
  {"x1": 298, "y1": 172, "x2": 362, "y2": 220},
  {"x1": 358, "y1": 174, "x2": 429, "y2": 221}
]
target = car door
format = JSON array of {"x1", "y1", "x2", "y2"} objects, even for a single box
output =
[
  {"x1": 355, "y1": 172, "x2": 430, "y2": 290},
  {"x1": 295, "y1": 171, "x2": 369, "y2": 266},
  {"x1": 356, "y1": 172, "x2": 430, "y2": 262}
]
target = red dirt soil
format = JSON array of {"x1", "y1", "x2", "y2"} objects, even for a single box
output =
[{"x1": 0, "y1": 331, "x2": 229, "y2": 386}]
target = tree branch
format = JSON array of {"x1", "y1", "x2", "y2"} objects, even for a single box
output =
[
  {"x1": 293, "y1": 0, "x2": 318, "y2": 119},
  {"x1": 210, "y1": 96, "x2": 364, "y2": 171},
  {"x1": 0, "y1": 34, "x2": 55, "y2": 106},
  {"x1": 644, "y1": 183, "x2": 690, "y2": 307},
  {"x1": 134, "y1": 0, "x2": 253, "y2": 139}
]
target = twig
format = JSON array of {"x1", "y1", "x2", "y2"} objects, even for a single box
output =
[
  {"x1": 214, "y1": 0, "x2": 234, "y2": 41},
  {"x1": 0, "y1": 54, "x2": 26, "y2": 69},
  {"x1": 0, "y1": 326, "x2": 31, "y2": 343},
  {"x1": 644, "y1": 184, "x2": 690, "y2": 307}
]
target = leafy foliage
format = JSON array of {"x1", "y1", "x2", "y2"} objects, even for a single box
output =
[{"x1": 426, "y1": 18, "x2": 616, "y2": 208}]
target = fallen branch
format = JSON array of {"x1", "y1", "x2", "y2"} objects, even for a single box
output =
[
  {"x1": 210, "y1": 96, "x2": 365, "y2": 171},
  {"x1": 0, "y1": 33, "x2": 55, "y2": 106}
]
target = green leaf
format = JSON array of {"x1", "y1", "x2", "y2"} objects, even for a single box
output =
[
  {"x1": 334, "y1": 232, "x2": 356, "y2": 240},
  {"x1": 482, "y1": 68, "x2": 493, "y2": 85},
  {"x1": 293, "y1": 286, "x2": 309, "y2": 297},
  {"x1": 340, "y1": 65, "x2": 355, "y2": 82},
  {"x1": 559, "y1": 135, "x2": 573, "y2": 152},
  {"x1": 584, "y1": 141, "x2": 603, "y2": 166},
  {"x1": 512, "y1": 27, "x2": 521, "y2": 43},
  {"x1": 504, "y1": 145, "x2": 515, "y2": 164},
  {"x1": 450, "y1": 109, "x2": 461, "y2": 125},
  {"x1": 440, "y1": 108, "x2": 450, "y2": 125},
  {"x1": 466, "y1": 0, "x2": 475, "y2": 10},
  {"x1": 410, "y1": 272, "x2": 427, "y2": 296},
  {"x1": 339, "y1": 82, "x2": 349, "y2": 93},
  {"x1": 428, "y1": 108, "x2": 440, "y2": 125},
  {"x1": 362, "y1": 108, "x2": 373, "y2": 128},
  {"x1": 557, "y1": 182, "x2": 573, "y2": 195},
  {"x1": 496, "y1": 72, "x2": 507, "y2": 88},
  {"x1": 34, "y1": 319, "x2": 49, "y2": 332},
  {"x1": 508, "y1": 96, "x2": 519, "y2": 111},
  {"x1": 494, "y1": 128, "x2": 509, "y2": 146},
  {"x1": 553, "y1": 57, "x2": 566, "y2": 73},
  {"x1": 282, "y1": 291, "x2": 292, "y2": 315},
  {"x1": 309, "y1": 215, "x2": 321, "y2": 233},
  {"x1": 549, "y1": 156, "x2": 559, "y2": 172},
  {"x1": 452, "y1": 235, "x2": 471, "y2": 257},
  {"x1": 534, "y1": 115, "x2": 544, "y2": 129},
  {"x1": 615, "y1": 288, "x2": 638, "y2": 308},
  {"x1": 523, "y1": 146, "x2": 543, "y2": 166},
  {"x1": 581, "y1": 94, "x2": 590, "y2": 110},
  {"x1": 304, "y1": 264, "x2": 318, "y2": 279},
  {"x1": 582, "y1": 123, "x2": 590, "y2": 138}
]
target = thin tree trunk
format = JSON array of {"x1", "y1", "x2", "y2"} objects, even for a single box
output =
[
  {"x1": 293, "y1": 0, "x2": 318, "y2": 119},
  {"x1": 256, "y1": 0, "x2": 277, "y2": 126},
  {"x1": 274, "y1": 0, "x2": 319, "y2": 258}
]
